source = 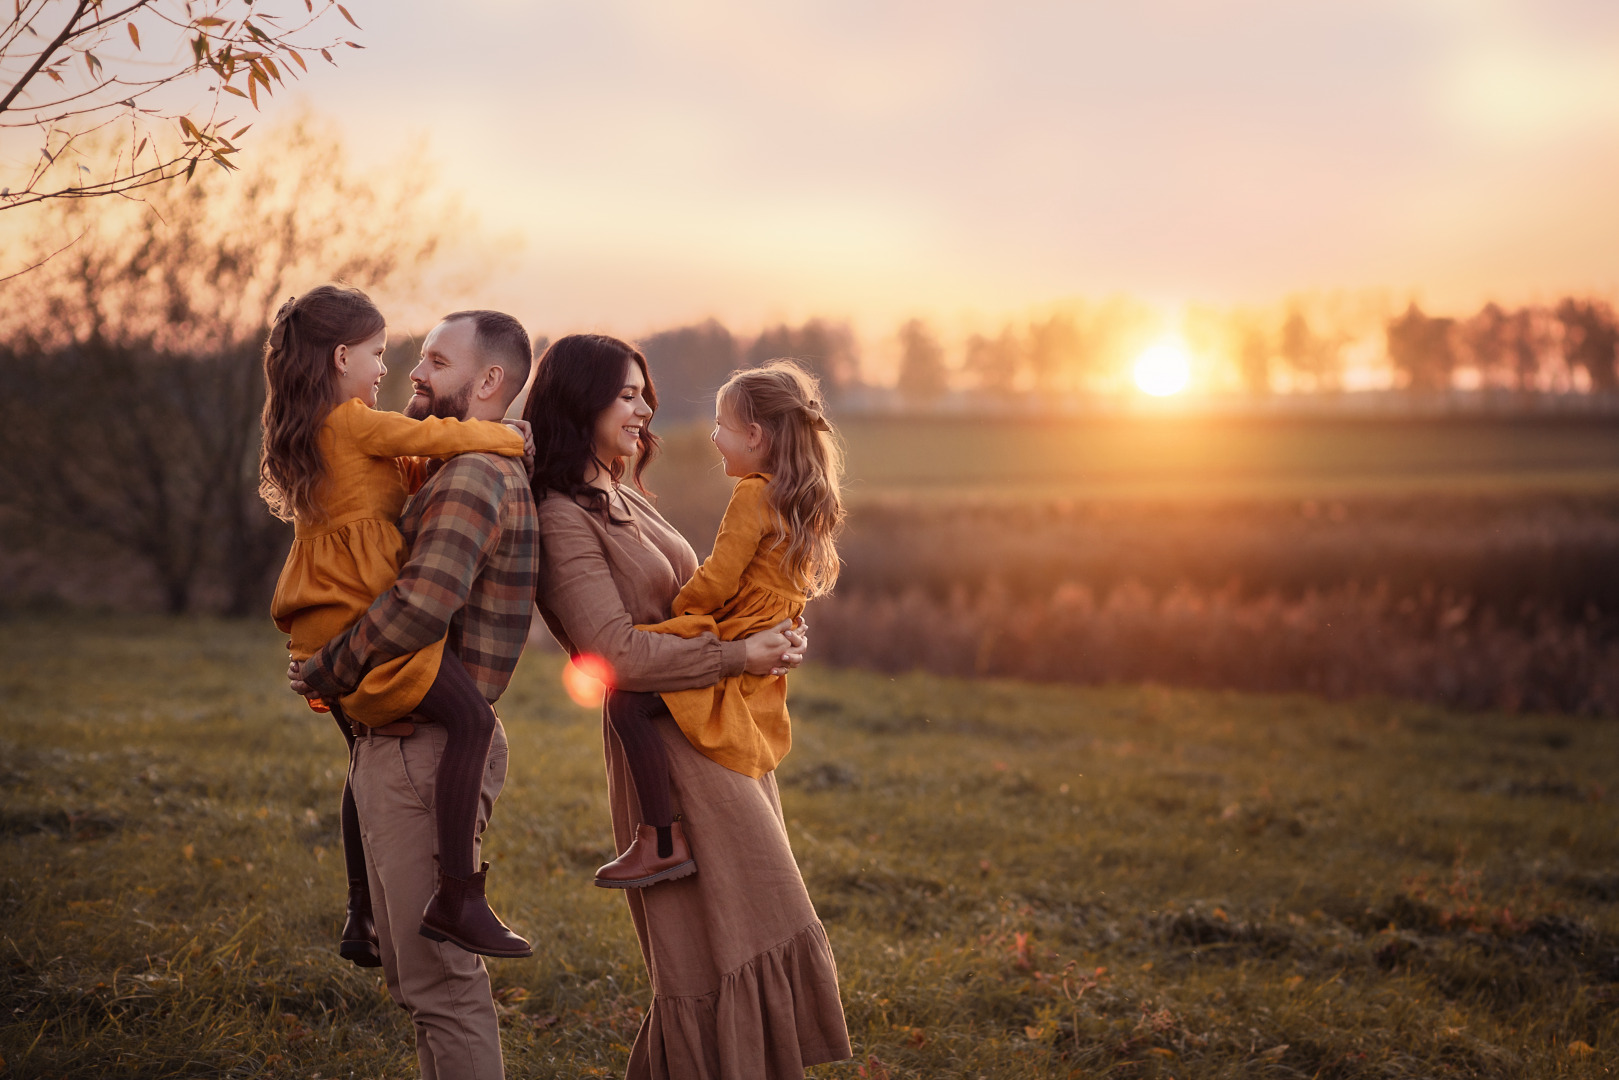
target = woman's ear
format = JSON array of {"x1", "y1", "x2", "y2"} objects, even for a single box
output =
[
  {"x1": 746, "y1": 422, "x2": 764, "y2": 450},
  {"x1": 332, "y1": 343, "x2": 349, "y2": 375}
]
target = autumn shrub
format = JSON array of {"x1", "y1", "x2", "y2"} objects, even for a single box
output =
[{"x1": 812, "y1": 493, "x2": 1619, "y2": 716}]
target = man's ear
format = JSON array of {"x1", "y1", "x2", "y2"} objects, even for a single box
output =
[{"x1": 475, "y1": 365, "x2": 506, "y2": 402}]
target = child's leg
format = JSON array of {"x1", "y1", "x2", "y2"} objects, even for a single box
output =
[
  {"x1": 606, "y1": 689, "x2": 673, "y2": 831},
  {"x1": 413, "y1": 650, "x2": 531, "y2": 958},
  {"x1": 329, "y1": 710, "x2": 369, "y2": 882},
  {"x1": 327, "y1": 703, "x2": 380, "y2": 968},
  {"x1": 412, "y1": 650, "x2": 496, "y2": 880},
  {"x1": 595, "y1": 691, "x2": 694, "y2": 887}
]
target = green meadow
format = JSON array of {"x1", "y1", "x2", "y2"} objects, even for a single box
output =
[{"x1": 2, "y1": 618, "x2": 1617, "y2": 1078}]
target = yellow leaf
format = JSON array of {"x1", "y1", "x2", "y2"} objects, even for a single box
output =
[
  {"x1": 128, "y1": 23, "x2": 141, "y2": 49},
  {"x1": 194, "y1": 16, "x2": 227, "y2": 27},
  {"x1": 286, "y1": 49, "x2": 307, "y2": 72},
  {"x1": 1569, "y1": 1041, "x2": 1596, "y2": 1058},
  {"x1": 337, "y1": 3, "x2": 361, "y2": 28},
  {"x1": 182, "y1": 843, "x2": 195, "y2": 860},
  {"x1": 223, "y1": 84, "x2": 248, "y2": 98}
]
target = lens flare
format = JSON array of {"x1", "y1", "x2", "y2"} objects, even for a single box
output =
[
  {"x1": 1133, "y1": 343, "x2": 1192, "y2": 397},
  {"x1": 562, "y1": 654, "x2": 613, "y2": 708}
]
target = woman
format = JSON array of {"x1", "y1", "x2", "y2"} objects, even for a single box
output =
[{"x1": 524, "y1": 334, "x2": 851, "y2": 1079}]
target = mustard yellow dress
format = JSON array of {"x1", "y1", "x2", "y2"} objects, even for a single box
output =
[
  {"x1": 638, "y1": 474, "x2": 806, "y2": 778},
  {"x1": 270, "y1": 397, "x2": 525, "y2": 726}
]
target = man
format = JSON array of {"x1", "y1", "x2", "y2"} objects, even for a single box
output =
[{"x1": 292, "y1": 309, "x2": 538, "y2": 1080}]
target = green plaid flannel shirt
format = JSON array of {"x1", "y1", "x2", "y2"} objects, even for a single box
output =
[{"x1": 302, "y1": 453, "x2": 539, "y2": 706}]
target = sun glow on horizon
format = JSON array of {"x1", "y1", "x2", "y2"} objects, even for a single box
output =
[{"x1": 1132, "y1": 342, "x2": 1193, "y2": 397}]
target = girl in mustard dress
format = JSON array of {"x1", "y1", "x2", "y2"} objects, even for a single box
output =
[
  {"x1": 258, "y1": 285, "x2": 532, "y2": 963},
  {"x1": 593, "y1": 360, "x2": 845, "y2": 888}
]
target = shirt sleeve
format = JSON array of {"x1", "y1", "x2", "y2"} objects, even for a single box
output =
[
  {"x1": 302, "y1": 456, "x2": 504, "y2": 699},
  {"x1": 344, "y1": 403, "x2": 524, "y2": 461},
  {"x1": 538, "y1": 501, "x2": 747, "y2": 693},
  {"x1": 669, "y1": 477, "x2": 770, "y2": 616}
]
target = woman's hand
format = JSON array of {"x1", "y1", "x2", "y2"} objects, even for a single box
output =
[
  {"x1": 504, "y1": 418, "x2": 537, "y2": 478},
  {"x1": 743, "y1": 617, "x2": 809, "y2": 676}
]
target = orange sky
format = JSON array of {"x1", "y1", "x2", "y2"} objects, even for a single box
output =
[{"x1": 258, "y1": 0, "x2": 1619, "y2": 341}]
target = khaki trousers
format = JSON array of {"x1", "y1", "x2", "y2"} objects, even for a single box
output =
[{"x1": 351, "y1": 718, "x2": 509, "y2": 1080}]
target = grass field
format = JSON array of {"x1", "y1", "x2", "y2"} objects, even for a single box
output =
[{"x1": 3, "y1": 618, "x2": 1618, "y2": 1078}]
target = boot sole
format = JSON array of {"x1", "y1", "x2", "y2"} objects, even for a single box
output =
[
  {"x1": 418, "y1": 922, "x2": 534, "y2": 959},
  {"x1": 594, "y1": 858, "x2": 697, "y2": 889},
  {"x1": 340, "y1": 940, "x2": 382, "y2": 968}
]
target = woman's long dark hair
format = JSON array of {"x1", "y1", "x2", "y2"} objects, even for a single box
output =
[
  {"x1": 522, "y1": 333, "x2": 660, "y2": 521},
  {"x1": 259, "y1": 284, "x2": 386, "y2": 523}
]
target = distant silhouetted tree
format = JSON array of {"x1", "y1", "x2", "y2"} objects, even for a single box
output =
[
  {"x1": 1556, "y1": 299, "x2": 1619, "y2": 393},
  {"x1": 963, "y1": 324, "x2": 1022, "y2": 399},
  {"x1": 896, "y1": 318, "x2": 948, "y2": 406},
  {"x1": 1025, "y1": 313, "x2": 1083, "y2": 394},
  {"x1": 1280, "y1": 308, "x2": 1343, "y2": 391},
  {"x1": 1386, "y1": 303, "x2": 1457, "y2": 393},
  {"x1": 1463, "y1": 303, "x2": 1511, "y2": 388},
  {"x1": 1506, "y1": 307, "x2": 1551, "y2": 393},
  {"x1": 639, "y1": 319, "x2": 740, "y2": 422},
  {"x1": 743, "y1": 318, "x2": 861, "y2": 400}
]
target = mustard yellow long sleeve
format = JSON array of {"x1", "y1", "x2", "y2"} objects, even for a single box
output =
[
  {"x1": 340, "y1": 400, "x2": 524, "y2": 460},
  {"x1": 669, "y1": 476, "x2": 770, "y2": 617}
]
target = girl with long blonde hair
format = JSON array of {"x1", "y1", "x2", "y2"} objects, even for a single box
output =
[{"x1": 593, "y1": 359, "x2": 845, "y2": 887}]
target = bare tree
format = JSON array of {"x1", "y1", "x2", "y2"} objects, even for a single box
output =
[
  {"x1": 1, "y1": 0, "x2": 360, "y2": 223},
  {"x1": 0, "y1": 115, "x2": 458, "y2": 614}
]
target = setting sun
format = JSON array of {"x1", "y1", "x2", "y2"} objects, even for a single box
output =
[{"x1": 1132, "y1": 342, "x2": 1192, "y2": 397}]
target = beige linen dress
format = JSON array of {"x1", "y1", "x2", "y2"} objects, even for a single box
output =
[{"x1": 534, "y1": 486, "x2": 851, "y2": 1080}]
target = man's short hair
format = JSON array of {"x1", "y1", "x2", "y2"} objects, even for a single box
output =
[{"x1": 443, "y1": 310, "x2": 533, "y2": 396}]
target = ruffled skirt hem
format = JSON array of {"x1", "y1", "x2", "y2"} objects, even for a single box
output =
[{"x1": 628, "y1": 921, "x2": 852, "y2": 1080}]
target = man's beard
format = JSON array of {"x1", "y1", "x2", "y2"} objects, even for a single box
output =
[{"x1": 405, "y1": 381, "x2": 473, "y2": 421}]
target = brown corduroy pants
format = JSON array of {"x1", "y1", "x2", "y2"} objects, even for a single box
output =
[{"x1": 351, "y1": 718, "x2": 509, "y2": 1080}]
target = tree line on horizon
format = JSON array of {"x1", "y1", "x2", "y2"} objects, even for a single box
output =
[{"x1": 638, "y1": 297, "x2": 1619, "y2": 419}]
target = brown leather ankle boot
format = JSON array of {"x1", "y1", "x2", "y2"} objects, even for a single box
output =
[
  {"x1": 340, "y1": 878, "x2": 381, "y2": 968},
  {"x1": 594, "y1": 821, "x2": 697, "y2": 889},
  {"x1": 418, "y1": 861, "x2": 532, "y2": 958}
]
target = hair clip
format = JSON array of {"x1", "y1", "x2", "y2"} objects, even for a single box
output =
[{"x1": 268, "y1": 296, "x2": 297, "y2": 349}]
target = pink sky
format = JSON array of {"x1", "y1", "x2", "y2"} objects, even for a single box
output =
[{"x1": 251, "y1": 0, "x2": 1619, "y2": 341}]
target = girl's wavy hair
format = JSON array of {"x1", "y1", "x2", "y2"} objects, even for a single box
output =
[
  {"x1": 522, "y1": 334, "x2": 660, "y2": 521},
  {"x1": 258, "y1": 284, "x2": 386, "y2": 523},
  {"x1": 720, "y1": 360, "x2": 845, "y2": 597}
]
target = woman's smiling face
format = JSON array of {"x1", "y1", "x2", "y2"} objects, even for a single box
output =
[{"x1": 592, "y1": 357, "x2": 653, "y2": 468}]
